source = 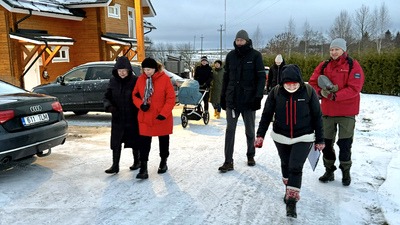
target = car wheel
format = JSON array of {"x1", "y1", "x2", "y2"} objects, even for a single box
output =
[
  {"x1": 73, "y1": 111, "x2": 89, "y2": 116},
  {"x1": 181, "y1": 114, "x2": 188, "y2": 128}
]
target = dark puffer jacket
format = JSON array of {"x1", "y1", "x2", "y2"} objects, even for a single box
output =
[
  {"x1": 221, "y1": 40, "x2": 266, "y2": 111},
  {"x1": 103, "y1": 56, "x2": 139, "y2": 150},
  {"x1": 256, "y1": 65, "x2": 324, "y2": 144},
  {"x1": 266, "y1": 58, "x2": 286, "y2": 91},
  {"x1": 194, "y1": 64, "x2": 213, "y2": 88}
]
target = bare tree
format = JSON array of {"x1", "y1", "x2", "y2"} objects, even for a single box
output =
[
  {"x1": 252, "y1": 25, "x2": 264, "y2": 51},
  {"x1": 286, "y1": 17, "x2": 297, "y2": 58},
  {"x1": 329, "y1": 10, "x2": 354, "y2": 45},
  {"x1": 266, "y1": 33, "x2": 289, "y2": 54},
  {"x1": 354, "y1": 4, "x2": 372, "y2": 53},
  {"x1": 370, "y1": 2, "x2": 391, "y2": 54},
  {"x1": 176, "y1": 43, "x2": 194, "y2": 70},
  {"x1": 302, "y1": 20, "x2": 313, "y2": 56}
]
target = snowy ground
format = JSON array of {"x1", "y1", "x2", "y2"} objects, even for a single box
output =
[{"x1": 0, "y1": 93, "x2": 399, "y2": 225}]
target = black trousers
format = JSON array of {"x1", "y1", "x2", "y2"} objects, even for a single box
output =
[
  {"x1": 139, "y1": 135, "x2": 170, "y2": 161},
  {"x1": 275, "y1": 141, "x2": 312, "y2": 189}
]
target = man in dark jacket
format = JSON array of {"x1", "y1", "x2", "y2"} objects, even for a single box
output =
[
  {"x1": 103, "y1": 56, "x2": 140, "y2": 174},
  {"x1": 218, "y1": 29, "x2": 266, "y2": 172}
]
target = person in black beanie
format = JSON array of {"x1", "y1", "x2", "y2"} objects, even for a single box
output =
[
  {"x1": 218, "y1": 29, "x2": 266, "y2": 172},
  {"x1": 255, "y1": 64, "x2": 324, "y2": 218},
  {"x1": 194, "y1": 56, "x2": 213, "y2": 112},
  {"x1": 103, "y1": 56, "x2": 140, "y2": 174}
]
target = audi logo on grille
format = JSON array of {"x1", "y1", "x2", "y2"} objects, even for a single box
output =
[{"x1": 30, "y1": 105, "x2": 43, "y2": 112}]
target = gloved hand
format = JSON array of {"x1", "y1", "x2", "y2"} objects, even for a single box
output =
[
  {"x1": 320, "y1": 89, "x2": 331, "y2": 98},
  {"x1": 329, "y1": 84, "x2": 339, "y2": 92},
  {"x1": 140, "y1": 104, "x2": 150, "y2": 112},
  {"x1": 315, "y1": 143, "x2": 325, "y2": 151},
  {"x1": 156, "y1": 115, "x2": 166, "y2": 120},
  {"x1": 220, "y1": 95, "x2": 226, "y2": 110},
  {"x1": 106, "y1": 106, "x2": 117, "y2": 113},
  {"x1": 320, "y1": 89, "x2": 336, "y2": 100},
  {"x1": 251, "y1": 97, "x2": 262, "y2": 111},
  {"x1": 254, "y1": 137, "x2": 264, "y2": 148}
]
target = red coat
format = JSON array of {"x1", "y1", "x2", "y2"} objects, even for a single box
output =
[
  {"x1": 132, "y1": 70, "x2": 176, "y2": 136},
  {"x1": 309, "y1": 53, "x2": 365, "y2": 116}
]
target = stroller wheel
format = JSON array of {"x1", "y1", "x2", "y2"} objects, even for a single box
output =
[
  {"x1": 181, "y1": 114, "x2": 188, "y2": 128},
  {"x1": 203, "y1": 111, "x2": 210, "y2": 125}
]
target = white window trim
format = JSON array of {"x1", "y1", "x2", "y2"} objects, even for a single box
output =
[
  {"x1": 108, "y1": 4, "x2": 121, "y2": 19},
  {"x1": 52, "y1": 46, "x2": 70, "y2": 63},
  {"x1": 128, "y1": 7, "x2": 135, "y2": 38}
]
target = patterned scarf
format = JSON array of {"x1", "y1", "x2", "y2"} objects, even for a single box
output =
[{"x1": 143, "y1": 76, "x2": 153, "y2": 105}]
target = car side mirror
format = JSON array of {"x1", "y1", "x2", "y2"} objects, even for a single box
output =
[{"x1": 56, "y1": 76, "x2": 65, "y2": 85}]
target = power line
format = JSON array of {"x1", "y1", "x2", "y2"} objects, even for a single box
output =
[{"x1": 227, "y1": 0, "x2": 283, "y2": 30}]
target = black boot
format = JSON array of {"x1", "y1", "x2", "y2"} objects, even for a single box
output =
[
  {"x1": 319, "y1": 158, "x2": 336, "y2": 183},
  {"x1": 157, "y1": 158, "x2": 168, "y2": 174},
  {"x1": 286, "y1": 198, "x2": 297, "y2": 218},
  {"x1": 105, "y1": 149, "x2": 121, "y2": 174},
  {"x1": 285, "y1": 188, "x2": 299, "y2": 218},
  {"x1": 136, "y1": 161, "x2": 148, "y2": 179},
  {"x1": 129, "y1": 149, "x2": 141, "y2": 170},
  {"x1": 339, "y1": 161, "x2": 352, "y2": 186}
]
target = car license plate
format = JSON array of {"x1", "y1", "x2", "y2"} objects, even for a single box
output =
[{"x1": 21, "y1": 113, "x2": 49, "y2": 126}]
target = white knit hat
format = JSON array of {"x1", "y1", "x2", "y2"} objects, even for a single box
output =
[
  {"x1": 275, "y1": 54, "x2": 283, "y2": 64},
  {"x1": 330, "y1": 38, "x2": 347, "y2": 51}
]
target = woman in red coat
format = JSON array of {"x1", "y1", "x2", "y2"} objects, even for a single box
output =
[{"x1": 132, "y1": 57, "x2": 176, "y2": 179}]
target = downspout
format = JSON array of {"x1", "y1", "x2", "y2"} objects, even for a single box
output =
[
  {"x1": 14, "y1": 9, "x2": 32, "y2": 31},
  {"x1": 20, "y1": 40, "x2": 48, "y2": 89},
  {"x1": 123, "y1": 42, "x2": 133, "y2": 57}
]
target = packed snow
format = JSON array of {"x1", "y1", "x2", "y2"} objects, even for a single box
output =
[{"x1": 0, "y1": 93, "x2": 399, "y2": 225}]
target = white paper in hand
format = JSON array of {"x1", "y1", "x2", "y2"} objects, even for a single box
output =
[{"x1": 308, "y1": 143, "x2": 321, "y2": 171}]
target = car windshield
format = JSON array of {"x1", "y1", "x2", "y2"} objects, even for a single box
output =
[{"x1": 0, "y1": 81, "x2": 27, "y2": 94}]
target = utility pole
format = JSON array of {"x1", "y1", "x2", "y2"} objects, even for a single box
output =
[
  {"x1": 218, "y1": 24, "x2": 225, "y2": 61},
  {"x1": 224, "y1": 0, "x2": 227, "y2": 52},
  {"x1": 200, "y1": 34, "x2": 204, "y2": 56},
  {"x1": 193, "y1": 35, "x2": 196, "y2": 53}
]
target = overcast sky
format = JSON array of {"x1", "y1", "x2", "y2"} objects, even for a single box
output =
[{"x1": 145, "y1": 0, "x2": 400, "y2": 50}]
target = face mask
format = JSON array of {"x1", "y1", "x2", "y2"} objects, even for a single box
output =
[{"x1": 284, "y1": 83, "x2": 300, "y2": 93}]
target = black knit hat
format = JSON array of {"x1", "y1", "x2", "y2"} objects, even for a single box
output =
[
  {"x1": 214, "y1": 60, "x2": 222, "y2": 65},
  {"x1": 141, "y1": 57, "x2": 158, "y2": 69},
  {"x1": 280, "y1": 64, "x2": 303, "y2": 84},
  {"x1": 201, "y1": 56, "x2": 208, "y2": 62},
  {"x1": 235, "y1": 29, "x2": 249, "y2": 41}
]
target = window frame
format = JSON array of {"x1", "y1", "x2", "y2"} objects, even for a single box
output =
[
  {"x1": 108, "y1": 4, "x2": 121, "y2": 19},
  {"x1": 51, "y1": 46, "x2": 70, "y2": 63}
]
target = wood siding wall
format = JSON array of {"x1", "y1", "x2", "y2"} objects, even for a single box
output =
[{"x1": 0, "y1": 0, "x2": 142, "y2": 87}]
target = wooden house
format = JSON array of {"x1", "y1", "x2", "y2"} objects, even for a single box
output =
[{"x1": 0, "y1": 0, "x2": 156, "y2": 90}]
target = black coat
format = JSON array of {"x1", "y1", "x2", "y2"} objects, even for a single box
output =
[
  {"x1": 256, "y1": 72, "x2": 324, "y2": 144},
  {"x1": 267, "y1": 60, "x2": 286, "y2": 91},
  {"x1": 103, "y1": 57, "x2": 139, "y2": 150},
  {"x1": 221, "y1": 40, "x2": 266, "y2": 111},
  {"x1": 194, "y1": 64, "x2": 213, "y2": 88}
]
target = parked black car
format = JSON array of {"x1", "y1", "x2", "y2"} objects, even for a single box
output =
[
  {"x1": 0, "y1": 80, "x2": 68, "y2": 164},
  {"x1": 32, "y1": 61, "x2": 187, "y2": 115}
]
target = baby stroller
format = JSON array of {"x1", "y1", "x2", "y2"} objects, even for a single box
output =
[{"x1": 177, "y1": 80, "x2": 210, "y2": 128}]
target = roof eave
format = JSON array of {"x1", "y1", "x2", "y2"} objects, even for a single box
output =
[{"x1": 4, "y1": 7, "x2": 84, "y2": 21}]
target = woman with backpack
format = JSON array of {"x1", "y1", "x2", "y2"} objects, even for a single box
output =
[{"x1": 254, "y1": 64, "x2": 325, "y2": 218}]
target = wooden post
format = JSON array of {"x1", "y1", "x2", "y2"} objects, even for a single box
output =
[{"x1": 134, "y1": 0, "x2": 145, "y2": 62}]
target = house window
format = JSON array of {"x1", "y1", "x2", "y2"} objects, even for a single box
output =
[
  {"x1": 108, "y1": 4, "x2": 121, "y2": 19},
  {"x1": 52, "y1": 46, "x2": 70, "y2": 63},
  {"x1": 128, "y1": 7, "x2": 136, "y2": 38}
]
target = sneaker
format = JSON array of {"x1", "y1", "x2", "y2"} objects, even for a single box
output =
[
  {"x1": 247, "y1": 157, "x2": 256, "y2": 166},
  {"x1": 218, "y1": 162, "x2": 234, "y2": 173}
]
